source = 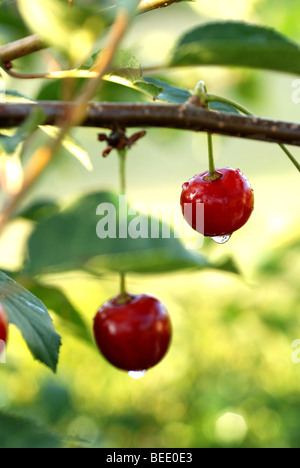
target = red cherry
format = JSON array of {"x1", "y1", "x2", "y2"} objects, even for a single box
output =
[
  {"x1": 180, "y1": 167, "x2": 254, "y2": 238},
  {"x1": 0, "y1": 304, "x2": 8, "y2": 354},
  {"x1": 93, "y1": 294, "x2": 172, "y2": 372}
]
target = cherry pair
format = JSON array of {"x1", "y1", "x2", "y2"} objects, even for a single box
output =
[
  {"x1": 94, "y1": 167, "x2": 254, "y2": 374},
  {"x1": 0, "y1": 164, "x2": 255, "y2": 375}
]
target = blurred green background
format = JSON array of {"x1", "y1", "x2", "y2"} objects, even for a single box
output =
[{"x1": 0, "y1": 0, "x2": 300, "y2": 448}]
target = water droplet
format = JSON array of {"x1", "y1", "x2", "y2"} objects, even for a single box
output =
[
  {"x1": 211, "y1": 234, "x2": 232, "y2": 244},
  {"x1": 128, "y1": 370, "x2": 147, "y2": 380}
]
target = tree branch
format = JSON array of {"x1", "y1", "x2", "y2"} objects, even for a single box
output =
[
  {"x1": 0, "y1": 35, "x2": 45, "y2": 64},
  {"x1": 138, "y1": 0, "x2": 184, "y2": 13},
  {"x1": 0, "y1": 102, "x2": 300, "y2": 147}
]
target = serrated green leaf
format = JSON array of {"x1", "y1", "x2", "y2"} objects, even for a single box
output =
[
  {"x1": 105, "y1": 74, "x2": 162, "y2": 99},
  {"x1": 104, "y1": 50, "x2": 162, "y2": 99},
  {"x1": 114, "y1": 50, "x2": 141, "y2": 78},
  {"x1": 0, "y1": 271, "x2": 61, "y2": 372},
  {"x1": 132, "y1": 80, "x2": 162, "y2": 99},
  {"x1": 25, "y1": 191, "x2": 240, "y2": 276},
  {"x1": 170, "y1": 21, "x2": 300, "y2": 74},
  {"x1": 14, "y1": 276, "x2": 92, "y2": 344},
  {"x1": 144, "y1": 77, "x2": 191, "y2": 103},
  {"x1": 143, "y1": 77, "x2": 241, "y2": 113}
]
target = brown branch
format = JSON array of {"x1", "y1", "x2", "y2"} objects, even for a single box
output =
[
  {"x1": 0, "y1": 35, "x2": 46, "y2": 64},
  {"x1": 138, "y1": 0, "x2": 185, "y2": 13},
  {"x1": 0, "y1": 102, "x2": 300, "y2": 147}
]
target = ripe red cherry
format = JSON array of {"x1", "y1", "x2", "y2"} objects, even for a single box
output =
[
  {"x1": 93, "y1": 294, "x2": 172, "y2": 372},
  {"x1": 0, "y1": 304, "x2": 8, "y2": 353},
  {"x1": 180, "y1": 167, "x2": 254, "y2": 238}
]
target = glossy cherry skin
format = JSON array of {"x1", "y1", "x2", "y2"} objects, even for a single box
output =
[
  {"x1": 180, "y1": 167, "x2": 254, "y2": 237},
  {"x1": 0, "y1": 304, "x2": 8, "y2": 354},
  {"x1": 93, "y1": 294, "x2": 172, "y2": 372}
]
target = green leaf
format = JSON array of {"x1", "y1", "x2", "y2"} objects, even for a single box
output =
[
  {"x1": 25, "y1": 191, "x2": 240, "y2": 276},
  {"x1": 213, "y1": 256, "x2": 241, "y2": 275},
  {"x1": 35, "y1": 80, "x2": 83, "y2": 101},
  {"x1": 143, "y1": 77, "x2": 241, "y2": 113},
  {"x1": 144, "y1": 77, "x2": 192, "y2": 103},
  {"x1": 0, "y1": 411, "x2": 63, "y2": 448},
  {"x1": 0, "y1": 271, "x2": 61, "y2": 372},
  {"x1": 105, "y1": 51, "x2": 162, "y2": 99},
  {"x1": 0, "y1": 133, "x2": 17, "y2": 155},
  {"x1": 1, "y1": 86, "x2": 92, "y2": 169},
  {"x1": 209, "y1": 101, "x2": 241, "y2": 115},
  {"x1": 0, "y1": 6, "x2": 28, "y2": 41},
  {"x1": 257, "y1": 234, "x2": 300, "y2": 276},
  {"x1": 86, "y1": 246, "x2": 207, "y2": 275},
  {"x1": 0, "y1": 90, "x2": 36, "y2": 103},
  {"x1": 40, "y1": 127, "x2": 93, "y2": 171},
  {"x1": 0, "y1": 108, "x2": 46, "y2": 155},
  {"x1": 17, "y1": 0, "x2": 106, "y2": 64},
  {"x1": 14, "y1": 276, "x2": 92, "y2": 344},
  {"x1": 170, "y1": 21, "x2": 300, "y2": 74},
  {"x1": 15, "y1": 200, "x2": 60, "y2": 223}
]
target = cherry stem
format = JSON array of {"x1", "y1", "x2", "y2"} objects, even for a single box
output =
[
  {"x1": 117, "y1": 148, "x2": 129, "y2": 302},
  {"x1": 194, "y1": 81, "x2": 219, "y2": 178},
  {"x1": 115, "y1": 272, "x2": 131, "y2": 304},
  {"x1": 206, "y1": 94, "x2": 300, "y2": 173},
  {"x1": 118, "y1": 148, "x2": 127, "y2": 196},
  {"x1": 120, "y1": 272, "x2": 127, "y2": 299},
  {"x1": 278, "y1": 144, "x2": 300, "y2": 172},
  {"x1": 207, "y1": 133, "x2": 216, "y2": 175}
]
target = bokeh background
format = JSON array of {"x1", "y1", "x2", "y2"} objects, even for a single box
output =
[{"x1": 0, "y1": 0, "x2": 300, "y2": 448}]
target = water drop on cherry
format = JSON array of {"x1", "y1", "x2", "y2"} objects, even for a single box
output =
[
  {"x1": 211, "y1": 234, "x2": 232, "y2": 244},
  {"x1": 128, "y1": 370, "x2": 147, "y2": 380}
]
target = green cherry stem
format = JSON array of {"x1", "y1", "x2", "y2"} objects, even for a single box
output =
[
  {"x1": 118, "y1": 148, "x2": 127, "y2": 196},
  {"x1": 117, "y1": 148, "x2": 130, "y2": 303},
  {"x1": 116, "y1": 271, "x2": 130, "y2": 304},
  {"x1": 278, "y1": 144, "x2": 300, "y2": 173},
  {"x1": 207, "y1": 133, "x2": 217, "y2": 175},
  {"x1": 207, "y1": 94, "x2": 300, "y2": 173},
  {"x1": 120, "y1": 272, "x2": 127, "y2": 297},
  {"x1": 194, "y1": 82, "x2": 220, "y2": 179}
]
